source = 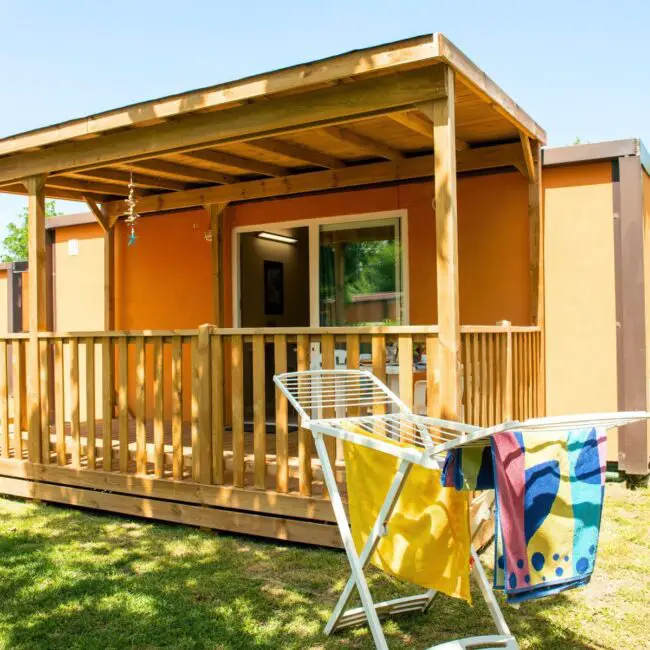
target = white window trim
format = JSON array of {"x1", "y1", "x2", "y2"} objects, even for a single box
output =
[{"x1": 232, "y1": 209, "x2": 409, "y2": 327}]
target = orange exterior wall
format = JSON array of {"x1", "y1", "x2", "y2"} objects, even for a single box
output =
[
  {"x1": 54, "y1": 223, "x2": 106, "y2": 421},
  {"x1": 222, "y1": 172, "x2": 530, "y2": 328},
  {"x1": 543, "y1": 162, "x2": 619, "y2": 460}
]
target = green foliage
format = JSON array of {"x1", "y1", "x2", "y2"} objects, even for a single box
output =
[{"x1": 0, "y1": 200, "x2": 61, "y2": 262}]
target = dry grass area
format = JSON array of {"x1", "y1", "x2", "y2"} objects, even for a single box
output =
[{"x1": 0, "y1": 483, "x2": 647, "y2": 649}]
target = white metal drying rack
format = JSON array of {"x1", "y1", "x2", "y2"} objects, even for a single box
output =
[{"x1": 274, "y1": 369, "x2": 648, "y2": 650}]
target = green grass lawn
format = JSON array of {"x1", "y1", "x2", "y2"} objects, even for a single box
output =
[{"x1": 0, "y1": 483, "x2": 647, "y2": 650}]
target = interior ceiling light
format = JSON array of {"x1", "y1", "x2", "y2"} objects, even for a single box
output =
[{"x1": 257, "y1": 231, "x2": 298, "y2": 244}]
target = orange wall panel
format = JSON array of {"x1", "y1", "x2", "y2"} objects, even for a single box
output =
[{"x1": 543, "y1": 162, "x2": 618, "y2": 460}]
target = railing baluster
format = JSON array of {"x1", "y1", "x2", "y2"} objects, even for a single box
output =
[
  {"x1": 70, "y1": 338, "x2": 81, "y2": 468},
  {"x1": 346, "y1": 334, "x2": 360, "y2": 418},
  {"x1": 425, "y1": 334, "x2": 439, "y2": 419},
  {"x1": 191, "y1": 337, "x2": 199, "y2": 481},
  {"x1": 197, "y1": 325, "x2": 212, "y2": 485},
  {"x1": 118, "y1": 337, "x2": 129, "y2": 473},
  {"x1": 171, "y1": 335, "x2": 183, "y2": 480},
  {"x1": 231, "y1": 334, "x2": 245, "y2": 487},
  {"x1": 487, "y1": 333, "x2": 495, "y2": 426},
  {"x1": 54, "y1": 339, "x2": 65, "y2": 465},
  {"x1": 398, "y1": 333, "x2": 413, "y2": 440},
  {"x1": 252, "y1": 334, "x2": 266, "y2": 490},
  {"x1": 0, "y1": 341, "x2": 8, "y2": 458},
  {"x1": 372, "y1": 335, "x2": 386, "y2": 425},
  {"x1": 153, "y1": 336, "x2": 164, "y2": 478},
  {"x1": 12, "y1": 341, "x2": 23, "y2": 459},
  {"x1": 102, "y1": 337, "x2": 112, "y2": 471},
  {"x1": 39, "y1": 339, "x2": 50, "y2": 464},
  {"x1": 480, "y1": 334, "x2": 487, "y2": 427},
  {"x1": 212, "y1": 334, "x2": 225, "y2": 485},
  {"x1": 85, "y1": 337, "x2": 96, "y2": 470},
  {"x1": 135, "y1": 336, "x2": 146, "y2": 475},
  {"x1": 320, "y1": 334, "x2": 336, "y2": 464},
  {"x1": 297, "y1": 334, "x2": 312, "y2": 497},
  {"x1": 495, "y1": 333, "x2": 502, "y2": 423},
  {"x1": 274, "y1": 334, "x2": 288, "y2": 493}
]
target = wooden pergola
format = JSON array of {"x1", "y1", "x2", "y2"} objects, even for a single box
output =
[{"x1": 0, "y1": 32, "x2": 546, "y2": 466}]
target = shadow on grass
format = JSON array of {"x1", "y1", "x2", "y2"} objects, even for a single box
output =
[{"x1": 0, "y1": 498, "x2": 610, "y2": 650}]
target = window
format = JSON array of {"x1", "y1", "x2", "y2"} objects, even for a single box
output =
[{"x1": 319, "y1": 218, "x2": 404, "y2": 326}]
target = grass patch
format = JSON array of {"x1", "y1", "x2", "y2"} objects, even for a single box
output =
[{"x1": 0, "y1": 483, "x2": 647, "y2": 649}]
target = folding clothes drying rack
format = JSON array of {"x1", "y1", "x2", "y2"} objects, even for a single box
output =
[{"x1": 274, "y1": 369, "x2": 649, "y2": 650}]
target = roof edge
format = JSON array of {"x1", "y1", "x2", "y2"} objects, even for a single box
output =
[{"x1": 543, "y1": 139, "x2": 640, "y2": 167}]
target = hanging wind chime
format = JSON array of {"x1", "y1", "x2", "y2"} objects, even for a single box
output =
[{"x1": 125, "y1": 173, "x2": 139, "y2": 246}]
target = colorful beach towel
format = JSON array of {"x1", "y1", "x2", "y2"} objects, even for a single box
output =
[{"x1": 441, "y1": 427, "x2": 607, "y2": 603}]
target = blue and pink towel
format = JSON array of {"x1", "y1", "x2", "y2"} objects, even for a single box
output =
[{"x1": 442, "y1": 427, "x2": 607, "y2": 603}]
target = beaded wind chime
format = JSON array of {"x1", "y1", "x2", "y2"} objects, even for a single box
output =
[{"x1": 125, "y1": 173, "x2": 139, "y2": 245}]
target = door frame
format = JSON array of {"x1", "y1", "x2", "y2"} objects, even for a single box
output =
[{"x1": 232, "y1": 209, "x2": 409, "y2": 327}]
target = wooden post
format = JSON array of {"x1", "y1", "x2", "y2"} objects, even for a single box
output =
[
  {"x1": 528, "y1": 142, "x2": 545, "y2": 413},
  {"x1": 425, "y1": 66, "x2": 461, "y2": 421},
  {"x1": 26, "y1": 174, "x2": 47, "y2": 463},
  {"x1": 208, "y1": 203, "x2": 228, "y2": 327},
  {"x1": 104, "y1": 228, "x2": 115, "y2": 330}
]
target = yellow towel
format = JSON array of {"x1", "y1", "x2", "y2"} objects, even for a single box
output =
[{"x1": 344, "y1": 435, "x2": 471, "y2": 603}]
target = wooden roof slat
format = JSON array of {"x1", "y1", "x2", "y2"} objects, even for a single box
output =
[
  {"x1": 0, "y1": 66, "x2": 446, "y2": 186},
  {"x1": 181, "y1": 149, "x2": 288, "y2": 177},
  {"x1": 104, "y1": 142, "x2": 523, "y2": 222},
  {"x1": 436, "y1": 34, "x2": 545, "y2": 142},
  {"x1": 321, "y1": 125, "x2": 404, "y2": 161},
  {"x1": 127, "y1": 159, "x2": 237, "y2": 185},
  {"x1": 244, "y1": 137, "x2": 346, "y2": 169},
  {"x1": 45, "y1": 176, "x2": 131, "y2": 197},
  {"x1": 0, "y1": 35, "x2": 438, "y2": 158}
]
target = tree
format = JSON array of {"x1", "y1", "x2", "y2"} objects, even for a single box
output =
[{"x1": 0, "y1": 200, "x2": 61, "y2": 262}]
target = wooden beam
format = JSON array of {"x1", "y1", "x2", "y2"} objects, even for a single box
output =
[
  {"x1": 246, "y1": 137, "x2": 346, "y2": 169},
  {"x1": 519, "y1": 132, "x2": 536, "y2": 181},
  {"x1": 84, "y1": 197, "x2": 109, "y2": 232},
  {"x1": 0, "y1": 183, "x2": 112, "y2": 203},
  {"x1": 105, "y1": 142, "x2": 523, "y2": 223},
  {"x1": 432, "y1": 67, "x2": 461, "y2": 421},
  {"x1": 0, "y1": 66, "x2": 447, "y2": 186},
  {"x1": 45, "y1": 177, "x2": 129, "y2": 197},
  {"x1": 391, "y1": 110, "x2": 467, "y2": 150},
  {"x1": 128, "y1": 159, "x2": 237, "y2": 185},
  {"x1": 321, "y1": 125, "x2": 404, "y2": 161},
  {"x1": 71, "y1": 168, "x2": 188, "y2": 191},
  {"x1": 208, "y1": 203, "x2": 229, "y2": 327},
  {"x1": 183, "y1": 150, "x2": 288, "y2": 177},
  {"x1": 27, "y1": 174, "x2": 47, "y2": 463}
]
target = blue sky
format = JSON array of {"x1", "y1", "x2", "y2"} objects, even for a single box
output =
[{"x1": 0, "y1": 0, "x2": 648, "y2": 239}]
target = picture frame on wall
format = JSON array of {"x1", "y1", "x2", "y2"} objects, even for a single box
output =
[{"x1": 264, "y1": 260, "x2": 284, "y2": 315}]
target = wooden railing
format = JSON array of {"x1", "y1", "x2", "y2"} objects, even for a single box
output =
[{"x1": 0, "y1": 324, "x2": 543, "y2": 499}]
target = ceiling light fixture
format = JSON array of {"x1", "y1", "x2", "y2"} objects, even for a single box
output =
[{"x1": 257, "y1": 231, "x2": 298, "y2": 244}]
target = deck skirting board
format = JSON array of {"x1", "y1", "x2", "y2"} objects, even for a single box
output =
[{"x1": 0, "y1": 462, "x2": 342, "y2": 548}]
